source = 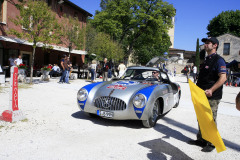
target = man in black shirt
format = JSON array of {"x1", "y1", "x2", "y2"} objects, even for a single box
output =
[{"x1": 189, "y1": 37, "x2": 227, "y2": 152}]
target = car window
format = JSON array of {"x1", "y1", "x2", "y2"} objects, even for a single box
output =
[
  {"x1": 142, "y1": 71, "x2": 152, "y2": 78},
  {"x1": 160, "y1": 72, "x2": 169, "y2": 82},
  {"x1": 122, "y1": 69, "x2": 160, "y2": 81}
]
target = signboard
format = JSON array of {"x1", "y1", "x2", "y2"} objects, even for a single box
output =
[{"x1": 0, "y1": 66, "x2": 25, "y2": 122}]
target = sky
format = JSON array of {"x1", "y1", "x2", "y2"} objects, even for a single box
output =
[{"x1": 71, "y1": 0, "x2": 240, "y2": 51}]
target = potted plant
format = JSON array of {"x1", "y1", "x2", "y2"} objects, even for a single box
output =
[
  {"x1": 17, "y1": 64, "x2": 28, "y2": 82},
  {"x1": 41, "y1": 66, "x2": 52, "y2": 75},
  {"x1": 17, "y1": 64, "x2": 28, "y2": 74}
]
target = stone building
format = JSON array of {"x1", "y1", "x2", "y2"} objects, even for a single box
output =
[
  {"x1": 200, "y1": 33, "x2": 240, "y2": 63},
  {"x1": 215, "y1": 33, "x2": 240, "y2": 62},
  {"x1": 0, "y1": 0, "x2": 92, "y2": 76}
]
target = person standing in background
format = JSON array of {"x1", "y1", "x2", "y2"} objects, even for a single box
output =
[
  {"x1": 118, "y1": 62, "x2": 126, "y2": 77},
  {"x1": 9, "y1": 54, "x2": 16, "y2": 67},
  {"x1": 59, "y1": 55, "x2": 67, "y2": 84},
  {"x1": 192, "y1": 65, "x2": 197, "y2": 83},
  {"x1": 65, "y1": 56, "x2": 71, "y2": 84},
  {"x1": 102, "y1": 58, "x2": 109, "y2": 81},
  {"x1": 173, "y1": 66, "x2": 176, "y2": 77},
  {"x1": 90, "y1": 60, "x2": 97, "y2": 83},
  {"x1": 186, "y1": 65, "x2": 190, "y2": 83},
  {"x1": 14, "y1": 55, "x2": 23, "y2": 66}
]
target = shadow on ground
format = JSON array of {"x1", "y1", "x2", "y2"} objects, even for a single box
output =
[
  {"x1": 71, "y1": 111, "x2": 143, "y2": 129},
  {"x1": 162, "y1": 117, "x2": 240, "y2": 152},
  {"x1": 139, "y1": 138, "x2": 193, "y2": 160}
]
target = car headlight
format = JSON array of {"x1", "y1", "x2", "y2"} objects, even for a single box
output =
[
  {"x1": 133, "y1": 94, "x2": 146, "y2": 108},
  {"x1": 77, "y1": 88, "x2": 88, "y2": 101}
]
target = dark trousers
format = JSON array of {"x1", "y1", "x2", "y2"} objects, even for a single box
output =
[
  {"x1": 90, "y1": 69, "x2": 95, "y2": 81},
  {"x1": 193, "y1": 73, "x2": 197, "y2": 83},
  {"x1": 59, "y1": 70, "x2": 66, "y2": 82}
]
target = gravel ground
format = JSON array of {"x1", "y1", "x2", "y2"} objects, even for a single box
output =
[{"x1": 0, "y1": 75, "x2": 239, "y2": 160}]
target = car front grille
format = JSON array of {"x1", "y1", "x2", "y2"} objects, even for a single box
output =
[{"x1": 94, "y1": 96, "x2": 127, "y2": 110}]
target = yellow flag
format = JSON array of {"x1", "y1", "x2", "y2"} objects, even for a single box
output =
[{"x1": 189, "y1": 79, "x2": 226, "y2": 153}]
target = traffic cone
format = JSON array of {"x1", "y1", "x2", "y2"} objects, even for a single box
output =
[
  {"x1": 230, "y1": 82, "x2": 232, "y2": 86},
  {"x1": 225, "y1": 82, "x2": 228, "y2": 86},
  {"x1": 235, "y1": 83, "x2": 238, "y2": 87}
]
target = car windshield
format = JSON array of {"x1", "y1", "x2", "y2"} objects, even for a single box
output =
[{"x1": 120, "y1": 69, "x2": 168, "y2": 82}]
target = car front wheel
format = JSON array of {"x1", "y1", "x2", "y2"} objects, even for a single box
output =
[
  {"x1": 173, "y1": 92, "x2": 180, "y2": 108},
  {"x1": 142, "y1": 100, "x2": 160, "y2": 128}
]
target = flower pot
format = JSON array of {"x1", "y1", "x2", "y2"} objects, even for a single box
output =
[
  {"x1": 41, "y1": 70, "x2": 50, "y2": 76},
  {"x1": 41, "y1": 70, "x2": 50, "y2": 81},
  {"x1": 18, "y1": 69, "x2": 26, "y2": 83}
]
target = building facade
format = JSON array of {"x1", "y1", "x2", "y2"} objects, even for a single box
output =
[
  {"x1": 168, "y1": 16, "x2": 175, "y2": 48},
  {"x1": 0, "y1": 0, "x2": 92, "y2": 76},
  {"x1": 200, "y1": 33, "x2": 240, "y2": 63},
  {"x1": 216, "y1": 33, "x2": 240, "y2": 62}
]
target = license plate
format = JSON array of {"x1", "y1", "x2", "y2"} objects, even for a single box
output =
[{"x1": 97, "y1": 110, "x2": 114, "y2": 118}]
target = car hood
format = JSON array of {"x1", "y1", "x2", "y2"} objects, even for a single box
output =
[{"x1": 95, "y1": 81, "x2": 153, "y2": 98}]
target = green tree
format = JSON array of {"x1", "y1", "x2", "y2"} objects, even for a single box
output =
[
  {"x1": 91, "y1": 0, "x2": 175, "y2": 64},
  {"x1": 207, "y1": 10, "x2": 240, "y2": 37},
  {"x1": 86, "y1": 24, "x2": 124, "y2": 62},
  {"x1": 195, "y1": 38, "x2": 200, "y2": 72},
  {"x1": 60, "y1": 14, "x2": 86, "y2": 57},
  {"x1": 9, "y1": 0, "x2": 61, "y2": 84}
]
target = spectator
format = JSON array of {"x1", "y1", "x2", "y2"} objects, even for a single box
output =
[
  {"x1": 102, "y1": 58, "x2": 109, "y2": 81},
  {"x1": 49, "y1": 64, "x2": 60, "y2": 77},
  {"x1": 14, "y1": 55, "x2": 23, "y2": 66},
  {"x1": 173, "y1": 66, "x2": 176, "y2": 77},
  {"x1": 58, "y1": 55, "x2": 67, "y2": 84},
  {"x1": 48, "y1": 64, "x2": 53, "y2": 69},
  {"x1": 65, "y1": 56, "x2": 71, "y2": 84},
  {"x1": 108, "y1": 60, "x2": 113, "y2": 78},
  {"x1": 118, "y1": 62, "x2": 126, "y2": 78},
  {"x1": 186, "y1": 65, "x2": 190, "y2": 83},
  {"x1": 9, "y1": 54, "x2": 16, "y2": 67},
  {"x1": 90, "y1": 60, "x2": 97, "y2": 83},
  {"x1": 192, "y1": 65, "x2": 197, "y2": 83}
]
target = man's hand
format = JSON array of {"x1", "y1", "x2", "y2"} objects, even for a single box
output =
[
  {"x1": 205, "y1": 73, "x2": 226, "y2": 98},
  {"x1": 205, "y1": 89, "x2": 213, "y2": 97}
]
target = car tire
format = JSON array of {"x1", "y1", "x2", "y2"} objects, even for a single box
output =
[
  {"x1": 173, "y1": 92, "x2": 180, "y2": 108},
  {"x1": 142, "y1": 100, "x2": 160, "y2": 128}
]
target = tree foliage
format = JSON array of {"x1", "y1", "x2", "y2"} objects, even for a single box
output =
[
  {"x1": 86, "y1": 24, "x2": 124, "y2": 62},
  {"x1": 91, "y1": 0, "x2": 175, "y2": 64},
  {"x1": 60, "y1": 14, "x2": 86, "y2": 54},
  {"x1": 207, "y1": 10, "x2": 240, "y2": 37},
  {"x1": 8, "y1": 0, "x2": 61, "y2": 83},
  {"x1": 195, "y1": 38, "x2": 200, "y2": 72}
]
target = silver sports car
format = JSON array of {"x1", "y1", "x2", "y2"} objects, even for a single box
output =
[{"x1": 77, "y1": 66, "x2": 181, "y2": 128}]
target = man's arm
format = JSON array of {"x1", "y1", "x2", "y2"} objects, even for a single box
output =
[
  {"x1": 205, "y1": 73, "x2": 227, "y2": 97},
  {"x1": 61, "y1": 61, "x2": 65, "y2": 70},
  {"x1": 14, "y1": 59, "x2": 17, "y2": 66}
]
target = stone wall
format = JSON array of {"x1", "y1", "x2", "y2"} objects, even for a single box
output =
[{"x1": 217, "y1": 34, "x2": 240, "y2": 62}]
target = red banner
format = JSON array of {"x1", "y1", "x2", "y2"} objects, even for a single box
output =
[{"x1": 12, "y1": 67, "x2": 18, "y2": 111}]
